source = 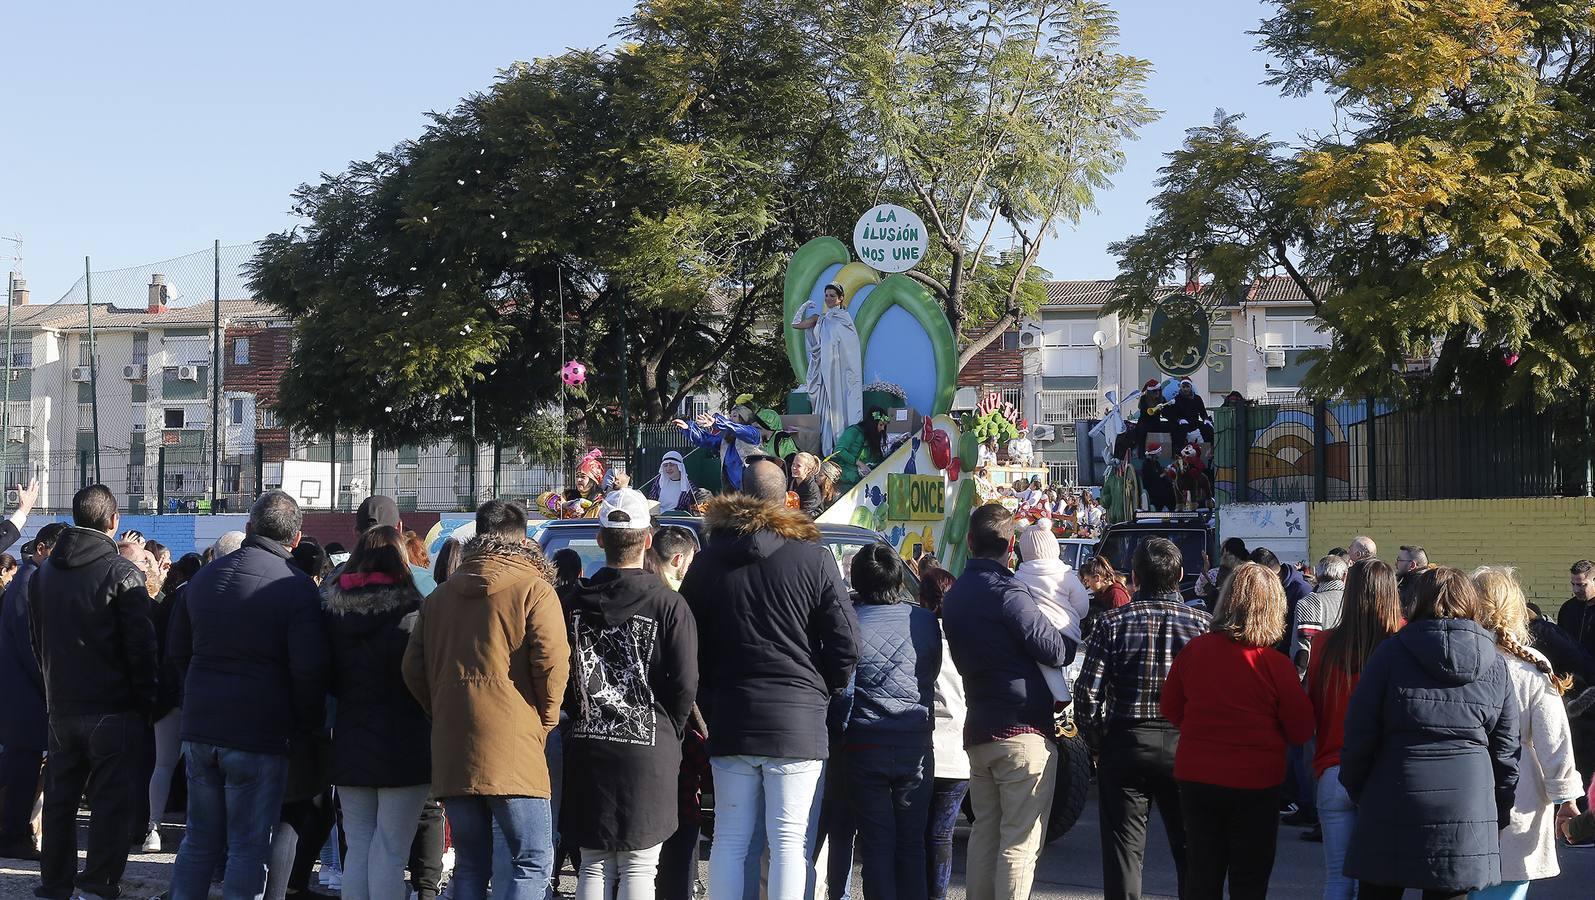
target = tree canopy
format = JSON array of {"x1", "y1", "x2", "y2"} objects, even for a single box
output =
[
  {"x1": 843, "y1": 0, "x2": 1154, "y2": 365},
  {"x1": 250, "y1": 0, "x2": 1154, "y2": 446},
  {"x1": 1110, "y1": 0, "x2": 1595, "y2": 408}
]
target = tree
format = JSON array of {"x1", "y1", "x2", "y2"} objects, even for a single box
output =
[
  {"x1": 249, "y1": 0, "x2": 870, "y2": 446},
  {"x1": 840, "y1": 0, "x2": 1155, "y2": 368},
  {"x1": 1111, "y1": 1, "x2": 1595, "y2": 407}
]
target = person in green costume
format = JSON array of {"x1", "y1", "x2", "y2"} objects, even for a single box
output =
[
  {"x1": 832, "y1": 407, "x2": 890, "y2": 491},
  {"x1": 755, "y1": 409, "x2": 800, "y2": 463}
]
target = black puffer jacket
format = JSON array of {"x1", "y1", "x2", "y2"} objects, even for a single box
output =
[
  {"x1": 28, "y1": 527, "x2": 157, "y2": 717},
  {"x1": 679, "y1": 495, "x2": 858, "y2": 760},
  {"x1": 323, "y1": 578, "x2": 431, "y2": 787},
  {"x1": 1341, "y1": 618, "x2": 1520, "y2": 892},
  {"x1": 561, "y1": 567, "x2": 698, "y2": 850}
]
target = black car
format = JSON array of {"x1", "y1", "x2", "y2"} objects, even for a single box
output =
[{"x1": 534, "y1": 515, "x2": 921, "y2": 597}]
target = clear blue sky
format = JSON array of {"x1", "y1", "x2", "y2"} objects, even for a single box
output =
[{"x1": 1, "y1": 1, "x2": 1332, "y2": 304}]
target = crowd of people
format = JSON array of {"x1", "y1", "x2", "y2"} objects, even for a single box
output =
[{"x1": 2, "y1": 472, "x2": 1595, "y2": 900}]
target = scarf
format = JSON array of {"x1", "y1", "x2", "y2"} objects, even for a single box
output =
[
  {"x1": 656, "y1": 450, "x2": 692, "y2": 511},
  {"x1": 338, "y1": 571, "x2": 398, "y2": 590}
]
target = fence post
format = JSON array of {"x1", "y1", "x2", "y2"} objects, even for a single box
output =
[
  {"x1": 1233, "y1": 402, "x2": 1249, "y2": 502},
  {"x1": 1313, "y1": 398, "x2": 1328, "y2": 502},
  {"x1": 1365, "y1": 397, "x2": 1378, "y2": 502},
  {"x1": 492, "y1": 441, "x2": 501, "y2": 498},
  {"x1": 254, "y1": 453, "x2": 264, "y2": 503},
  {"x1": 210, "y1": 239, "x2": 221, "y2": 513},
  {"x1": 157, "y1": 446, "x2": 166, "y2": 514}
]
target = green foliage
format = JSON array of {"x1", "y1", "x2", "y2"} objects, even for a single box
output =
[
  {"x1": 839, "y1": 0, "x2": 1154, "y2": 365},
  {"x1": 1113, "y1": 1, "x2": 1595, "y2": 408},
  {"x1": 250, "y1": 0, "x2": 870, "y2": 445}
]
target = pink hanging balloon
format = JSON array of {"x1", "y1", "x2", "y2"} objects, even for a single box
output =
[{"x1": 561, "y1": 360, "x2": 587, "y2": 386}]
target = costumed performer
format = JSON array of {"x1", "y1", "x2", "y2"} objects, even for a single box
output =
[
  {"x1": 647, "y1": 450, "x2": 695, "y2": 513},
  {"x1": 673, "y1": 406, "x2": 763, "y2": 492},
  {"x1": 792, "y1": 283, "x2": 864, "y2": 455}
]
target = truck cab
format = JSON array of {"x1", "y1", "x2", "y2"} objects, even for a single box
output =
[{"x1": 1095, "y1": 512, "x2": 1218, "y2": 602}]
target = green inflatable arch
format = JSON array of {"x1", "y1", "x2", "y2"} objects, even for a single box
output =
[
  {"x1": 782, "y1": 236, "x2": 959, "y2": 417},
  {"x1": 783, "y1": 237, "x2": 850, "y2": 382},
  {"x1": 852, "y1": 275, "x2": 959, "y2": 417}
]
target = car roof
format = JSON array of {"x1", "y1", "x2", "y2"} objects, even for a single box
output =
[{"x1": 535, "y1": 517, "x2": 888, "y2": 542}]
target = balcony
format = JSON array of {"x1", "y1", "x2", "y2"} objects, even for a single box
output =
[{"x1": 1038, "y1": 390, "x2": 1100, "y2": 425}]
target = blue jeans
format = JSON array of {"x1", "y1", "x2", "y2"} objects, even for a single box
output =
[
  {"x1": 169, "y1": 742, "x2": 290, "y2": 900},
  {"x1": 1289, "y1": 740, "x2": 1318, "y2": 819},
  {"x1": 926, "y1": 778, "x2": 969, "y2": 900},
  {"x1": 490, "y1": 726, "x2": 563, "y2": 900},
  {"x1": 845, "y1": 745, "x2": 932, "y2": 900},
  {"x1": 1317, "y1": 765, "x2": 1355, "y2": 900},
  {"x1": 447, "y1": 796, "x2": 553, "y2": 900}
]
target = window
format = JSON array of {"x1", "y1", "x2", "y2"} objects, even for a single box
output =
[
  {"x1": 398, "y1": 445, "x2": 420, "y2": 468},
  {"x1": 77, "y1": 337, "x2": 92, "y2": 367},
  {"x1": 132, "y1": 333, "x2": 148, "y2": 367},
  {"x1": 258, "y1": 407, "x2": 281, "y2": 429},
  {"x1": 230, "y1": 398, "x2": 246, "y2": 425},
  {"x1": 1042, "y1": 321, "x2": 1101, "y2": 377},
  {"x1": 8, "y1": 341, "x2": 31, "y2": 369},
  {"x1": 164, "y1": 408, "x2": 185, "y2": 429},
  {"x1": 165, "y1": 472, "x2": 186, "y2": 494},
  {"x1": 1262, "y1": 316, "x2": 1332, "y2": 350},
  {"x1": 222, "y1": 464, "x2": 241, "y2": 493},
  {"x1": 234, "y1": 338, "x2": 250, "y2": 366}
]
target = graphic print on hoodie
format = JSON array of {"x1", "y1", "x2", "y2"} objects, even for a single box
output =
[{"x1": 571, "y1": 611, "x2": 659, "y2": 746}]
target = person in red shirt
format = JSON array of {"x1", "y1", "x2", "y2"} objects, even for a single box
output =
[
  {"x1": 1161, "y1": 562, "x2": 1315, "y2": 900},
  {"x1": 1305, "y1": 558, "x2": 1402, "y2": 900}
]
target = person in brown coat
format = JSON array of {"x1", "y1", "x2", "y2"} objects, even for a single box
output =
[{"x1": 402, "y1": 500, "x2": 569, "y2": 900}]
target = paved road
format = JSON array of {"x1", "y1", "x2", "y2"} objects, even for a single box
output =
[{"x1": 3, "y1": 788, "x2": 1593, "y2": 899}]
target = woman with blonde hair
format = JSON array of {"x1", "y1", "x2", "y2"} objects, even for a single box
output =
[
  {"x1": 1161, "y1": 562, "x2": 1315, "y2": 900},
  {"x1": 1470, "y1": 567, "x2": 1582, "y2": 900}
]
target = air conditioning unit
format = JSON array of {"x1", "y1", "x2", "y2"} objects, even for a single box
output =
[
  {"x1": 1031, "y1": 424, "x2": 1056, "y2": 442},
  {"x1": 138, "y1": 498, "x2": 157, "y2": 512},
  {"x1": 122, "y1": 364, "x2": 146, "y2": 380},
  {"x1": 177, "y1": 365, "x2": 199, "y2": 381},
  {"x1": 1264, "y1": 350, "x2": 1287, "y2": 369},
  {"x1": 3, "y1": 490, "x2": 15, "y2": 505},
  {"x1": 1017, "y1": 324, "x2": 1045, "y2": 350},
  {"x1": 6, "y1": 426, "x2": 24, "y2": 443},
  {"x1": 69, "y1": 366, "x2": 91, "y2": 382}
]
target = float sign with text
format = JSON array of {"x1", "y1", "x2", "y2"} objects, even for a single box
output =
[{"x1": 854, "y1": 204, "x2": 929, "y2": 273}]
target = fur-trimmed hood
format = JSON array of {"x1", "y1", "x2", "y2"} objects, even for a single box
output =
[
  {"x1": 704, "y1": 494, "x2": 820, "y2": 541},
  {"x1": 464, "y1": 533, "x2": 556, "y2": 581},
  {"x1": 324, "y1": 580, "x2": 424, "y2": 618}
]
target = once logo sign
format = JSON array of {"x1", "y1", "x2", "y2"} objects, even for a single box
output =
[
  {"x1": 853, "y1": 204, "x2": 929, "y2": 273},
  {"x1": 887, "y1": 473, "x2": 946, "y2": 522}
]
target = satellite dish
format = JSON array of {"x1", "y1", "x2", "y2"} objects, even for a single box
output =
[{"x1": 1092, "y1": 330, "x2": 1107, "y2": 349}]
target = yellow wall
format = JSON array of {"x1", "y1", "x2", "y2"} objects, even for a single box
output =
[{"x1": 1308, "y1": 499, "x2": 1595, "y2": 607}]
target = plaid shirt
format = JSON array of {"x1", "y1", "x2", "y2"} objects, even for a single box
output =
[{"x1": 1072, "y1": 590, "x2": 1211, "y2": 747}]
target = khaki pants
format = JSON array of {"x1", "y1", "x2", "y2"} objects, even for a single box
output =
[{"x1": 965, "y1": 734, "x2": 1058, "y2": 900}]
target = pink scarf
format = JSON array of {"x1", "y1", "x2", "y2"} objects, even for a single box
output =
[{"x1": 339, "y1": 572, "x2": 398, "y2": 590}]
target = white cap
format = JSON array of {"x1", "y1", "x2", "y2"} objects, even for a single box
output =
[{"x1": 598, "y1": 489, "x2": 652, "y2": 530}]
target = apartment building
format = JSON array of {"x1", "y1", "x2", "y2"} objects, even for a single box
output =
[{"x1": 960, "y1": 276, "x2": 1328, "y2": 480}]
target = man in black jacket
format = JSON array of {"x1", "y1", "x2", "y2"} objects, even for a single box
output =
[
  {"x1": 0, "y1": 522, "x2": 63, "y2": 861},
  {"x1": 561, "y1": 488, "x2": 698, "y2": 894},
  {"x1": 167, "y1": 490, "x2": 330, "y2": 900},
  {"x1": 28, "y1": 486, "x2": 157, "y2": 900},
  {"x1": 679, "y1": 460, "x2": 857, "y2": 900},
  {"x1": 1560, "y1": 558, "x2": 1595, "y2": 808}
]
